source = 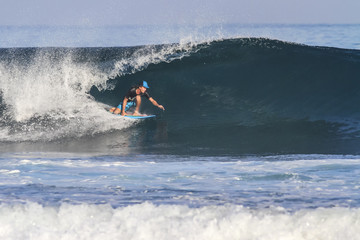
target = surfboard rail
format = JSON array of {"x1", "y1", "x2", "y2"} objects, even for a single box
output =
[{"x1": 122, "y1": 114, "x2": 156, "y2": 119}]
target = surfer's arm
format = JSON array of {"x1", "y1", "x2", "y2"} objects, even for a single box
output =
[
  {"x1": 149, "y1": 97, "x2": 165, "y2": 111},
  {"x1": 121, "y1": 98, "x2": 128, "y2": 115}
]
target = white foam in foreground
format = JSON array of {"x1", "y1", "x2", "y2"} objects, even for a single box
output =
[{"x1": 0, "y1": 202, "x2": 359, "y2": 240}]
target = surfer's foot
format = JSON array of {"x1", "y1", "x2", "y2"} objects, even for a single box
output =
[{"x1": 133, "y1": 111, "x2": 143, "y2": 116}]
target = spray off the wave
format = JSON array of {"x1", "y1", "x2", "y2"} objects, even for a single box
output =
[{"x1": 0, "y1": 43, "x2": 198, "y2": 142}]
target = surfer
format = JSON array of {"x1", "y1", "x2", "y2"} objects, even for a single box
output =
[{"x1": 110, "y1": 81, "x2": 165, "y2": 116}]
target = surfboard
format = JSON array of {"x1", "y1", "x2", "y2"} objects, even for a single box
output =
[
  {"x1": 107, "y1": 107, "x2": 156, "y2": 119},
  {"x1": 123, "y1": 115, "x2": 156, "y2": 119}
]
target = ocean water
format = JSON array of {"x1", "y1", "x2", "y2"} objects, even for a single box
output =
[{"x1": 1, "y1": 24, "x2": 360, "y2": 239}]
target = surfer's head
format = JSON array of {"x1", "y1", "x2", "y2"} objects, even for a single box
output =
[
  {"x1": 142, "y1": 81, "x2": 150, "y2": 89},
  {"x1": 139, "y1": 81, "x2": 149, "y2": 93}
]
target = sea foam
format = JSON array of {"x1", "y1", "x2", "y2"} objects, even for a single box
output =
[{"x1": 0, "y1": 202, "x2": 359, "y2": 240}]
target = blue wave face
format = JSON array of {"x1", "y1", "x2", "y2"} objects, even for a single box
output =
[
  {"x1": 93, "y1": 38, "x2": 360, "y2": 155},
  {"x1": 1, "y1": 38, "x2": 360, "y2": 155}
]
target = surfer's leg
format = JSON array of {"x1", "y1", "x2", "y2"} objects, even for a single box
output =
[
  {"x1": 134, "y1": 96, "x2": 141, "y2": 115},
  {"x1": 110, "y1": 107, "x2": 121, "y2": 114},
  {"x1": 113, "y1": 104, "x2": 122, "y2": 115},
  {"x1": 125, "y1": 102, "x2": 136, "y2": 111},
  {"x1": 112, "y1": 102, "x2": 135, "y2": 115},
  {"x1": 113, "y1": 108, "x2": 121, "y2": 114}
]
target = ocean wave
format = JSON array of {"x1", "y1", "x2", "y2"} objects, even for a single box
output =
[
  {"x1": 1, "y1": 38, "x2": 360, "y2": 154},
  {"x1": 0, "y1": 202, "x2": 359, "y2": 240}
]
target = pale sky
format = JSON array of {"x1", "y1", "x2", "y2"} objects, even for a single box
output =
[{"x1": 0, "y1": 0, "x2": 359, "y2": 26}]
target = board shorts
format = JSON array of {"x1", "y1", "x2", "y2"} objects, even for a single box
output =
[{"x1": 117, "y1": 102, "x2": 136, "y2": 111}]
